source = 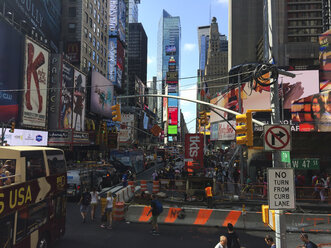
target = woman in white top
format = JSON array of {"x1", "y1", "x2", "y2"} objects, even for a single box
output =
[
  {"x1": 90, "y1": 188, "x2": 98, "y2": 221},
  {"x1": 101, "y1": 192, "x2": 113, "y2": 229}
]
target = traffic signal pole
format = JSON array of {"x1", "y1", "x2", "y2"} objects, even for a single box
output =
[{"x1": 238, "y1": 75, "x2": 245, "y2": 192}]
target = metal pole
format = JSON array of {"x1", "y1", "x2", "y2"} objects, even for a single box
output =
[
  {"x1": 238, "y1": 75, "x2": 244, "y2": 192},
  {"x1": 1, "y1": 123, "x2": 4, "y2": 146}
]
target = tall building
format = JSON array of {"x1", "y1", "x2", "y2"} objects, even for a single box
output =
[
  {"x1": 228, "y1": 0, "x2": 264, "y2": 69},
  {"x1": 61, "y1": 0, "x2": 109, "y2": 76},
  {"x1": 157, "y1": 10, "x2": 181, "y2": 123},
  {"x1": 198, "y1": 25, "x2": 210, "y2": 74}
]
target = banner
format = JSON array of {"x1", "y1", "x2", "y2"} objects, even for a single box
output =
[
  {"x1": 73, "y1": 70, "x2": 86, "y2": 131},
  {"x1": 119, "y1": 114, "x2": 134, "y2": 143},
  {"x1": 4, "y1": 129, "x2": 48, "y2": 146},
  {"x1": 185, "y1": 134, "x2": 204, "y2": 167},
  {"x1": 22, "y1": 38, "x2": 49, "y2": 127}
]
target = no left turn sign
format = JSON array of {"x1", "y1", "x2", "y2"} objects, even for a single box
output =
[{"x1": 264, "y1": 125, "x2": 291, "y2": 151}]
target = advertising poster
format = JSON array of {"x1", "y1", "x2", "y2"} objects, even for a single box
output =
[
  {"x1": 168, "y1": 107, "x2": 178, "y2": 125},
  {"x1": 166, "y1": 45, "x2": 176, "y2": 55},
  {"x1": 108, "y1": 38, "x2": 117, "y2": 83},
  {"x1": 143, "y1": 113, "x2": 149, "y2": 129},
  {"x1": 22, "y1": 38, "x2": 49, "y2": 127},
  {"x1": 90, "y1": 71, "x2": 114, "y2": 118},
  {"x1": 163, "y1": 97, "x2": 168, "y2": 121},
  {"x1": 210, "y1": 123, "x2": 219, "y2": 141},
  {"x1": 168, "y1": 93, "x2": 178, "y2": 107},
  {"x1": 4, "y1": 0, "x2": 62, "y2": 52},
  {"x1": 4, "y1": 129, "x2": 48, "y2": 146},
  {"x1": 117, "y1": 40, "x2": 124, "y2": 71},
  {"x1": 117, "y1": 68, "x2": 122, "y2": 88},
  {"x1": 218, "y1": 121, "x2": 236, "y2": 140},
  {"x1": 118, "y1": 0, "x2": 126, "y2": 43},
  {"x1": 168, "y1": 84, "x2": 177, "y2": 93},
  {"x1": 185, "y1": 133, "x2": 204, "y2": 166},
  {"x1": 119, "y1": 114, "x2": 134, "y2": 143},
  {"x1": 0, "y1": 20, "x2": 23, "y2": 123},
  {"x1": 109, "y1": 0, "x2": 118, "y2": 34},
  {"x1": 168, "y1": 125, "x2": 178, "y2": 135},
  {"x1": 166, "y1": 71, "x2": 178, "y2": 81},
  {"x1": 73, "y1": 70, "x2": 86, "y2": 131},
  {"x1": 319, "y1": 29, "x2": 331, "y2": 92},
  {"x1": 291, "y1": 91, "x2": 331, "y2": 132},
  {"x1": 59, "y1": 61, "x2": 74, "y2": 129}
]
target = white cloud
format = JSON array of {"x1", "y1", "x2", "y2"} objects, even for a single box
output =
[
  {"x1": 180, "y1": 85, "x2": 197, "y2": 106},
  {"x1": 148, "y1": 56, "x2": 155, "y2": 65},
  {"x1": 183, "y1": 43, "x2": 196, "y2": 52},
  {"x1": 216, "y1": 0, "x2": 228, "y2": 4}
]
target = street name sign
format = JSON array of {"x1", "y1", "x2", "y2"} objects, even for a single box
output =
[
  {"x1": 264, "y1": 125, "x2": 291, "y2": 151},
  {"x1": 286, "y1": 158, "x2": 320, "y2": 170},
  {"x1": 268, "y1": 168, "x2": 295, "y2": 210}
]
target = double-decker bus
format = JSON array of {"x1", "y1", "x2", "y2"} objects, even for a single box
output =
[{"x1": 0, "y1": 146, "x2": 67, "y2": 248}]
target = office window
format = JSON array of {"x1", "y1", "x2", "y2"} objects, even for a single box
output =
[
  {"x1": 101, "y1": 32, "x2": 103, "y2": 41},
  {"x1": 69, "y1": 7, "x2": 76, "y2": 17},
  {"x1": 97, "y1": 28, "x2": 100, "y2": 37},
  {"x1": 83, "y1": 58, "x2": 87, "y2": 68},
  {"x1": 94, "y1": 0, "x2": 96, "y2": 4},
  {"x1": 93, "y1": 64, "x2": 95, "y2": 70},
  {"x1": 84, "y1": 27, "x2": 88, "y2": 38},
  {"x1": 93, "y1": 37, "x2": 96, "y2": 47},
  {"x1": 93, "y1": 9, "x2": 96, "y2": 19},
  {"x1": 85, "y1": 0, "x2": 89, "y2": 8},
  {"x1": 88, "y1": 32, "x2": 92, "y2": 42},
  {"x1": 89, "y1": 17, "x2": 92, "y2": 28},
  {"x1": 92, "y1": 51, "x2": 96, "y2": 60},
  {"x1": 83, "y1": 42, "x2": 87, "y2": 53},
  {"x1": 93, "y1": 23, "x2": 96, "y2": 33},
  {"x1": 85, "y1": 12, "x2": 88, "y2": 23},
  {"x1": 97, "y1": 0, "x2": 100, "y2": 10},
  {"x1": 88, "y1": 47, "x2": 92, "y2": 57},
  {"x1": 68, "y1": 23, "x2": 76, "y2": 33},
  {"x1": 89, "y1": 3, "x2": 93, "y2": 14},
  {"x1": 97, "y1": 55, "x2": 99, "y2": 64},
  {"x1": 97, "y1": 14, "x2": 100, "y2": 24},
  {"x1": 97, "y1": 41, "x2": 100, "y2": 50},
  {"x1": 88, "y1": 61, "x2": 91, "y2": 70}
]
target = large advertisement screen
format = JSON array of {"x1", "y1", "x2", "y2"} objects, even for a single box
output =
[
  {"x1": 168, "y1": 125, "x2": 178, "y2": 135},
  {"x1": 3, "y1": 0, "x2": 61, "y2": 52},
  {"x1": 60, "y1": 61, "x2": 74, "y2": 129},
  {"x1": 319, "y1": 30, "x2": 331, "y2": 92},
  {"x1": 168, "y1": 84, "x2": 177, "y2": 93},
  {"x1": 109, "y1": 0, "x2": 118, "y2": 34},
  {"x1": 90, "y1": 71, "x2": 114, "y2": 118},
  {"x1": 185, "y1": 134, "x2": 203, "y2": 166},
  {"x1": 108, "y1": 38, "x2": 117, "y2": 83},
  {"x1": 291, "y1": 91, "x2": 331, "y2": 132},
  {"x1": 0, "y1": 20, "x2": 23, "y2": 123},
  {"x1": 166, "y1": 71, "x2": 178, "y2": 81},
  {"x1": 168, "y1": 93, "x2": 178, "y2": 107},
  {"x1": 22, "y1": 38, "x2": 49, "y2": 128},
  {"x1": 117, "y1": 40, "x2": 124, "y2": 71},
  {"x1": 166, "y1": 45, "x2": 176, "y2": 55},
  {"x1": 168, "y1": 107, "x2": 178, "y2": 125},
  {"x1": 163, "y1": 97, "x2": 168, "y2": 121},
  {"x1": 118, "y1": 0, "x2": 126, "y2": 43},
  {"x1": 73, "y1": 70, "x2": 86, "y2": 131}
]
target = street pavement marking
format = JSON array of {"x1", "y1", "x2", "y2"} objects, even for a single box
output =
[
  {"x1": 222, "y1": 211, "x2": 242, "y2": 227},
  {"x1": 139, "y1": 206, "x2": 152, "y2": 222},
  {"x1": 193, "y1": 209, "x2": 213, "y2": 225}
]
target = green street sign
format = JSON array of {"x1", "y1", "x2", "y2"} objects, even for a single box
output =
[
  {"x1": 291, "y1": 158, "x2": 320, "y2": 170},
  {"x1": 281, "y1": 151, "x2": 291, "y2": 163}
]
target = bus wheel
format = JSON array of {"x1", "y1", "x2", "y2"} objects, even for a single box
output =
[{"x1": 38, "y1": 236, "x2": 48, "y2": 248}]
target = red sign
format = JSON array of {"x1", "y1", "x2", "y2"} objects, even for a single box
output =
[
  {"x1": 185, "y1": 134, "x2": 204, "y2": 168},
  {"x1": 168, "y1": 107, "x2": 178, "y2": 125}
]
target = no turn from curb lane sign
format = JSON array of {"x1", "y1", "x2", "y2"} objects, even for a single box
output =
[{"x1": 264, "y1": 125, "x2": 291, "y2": 151}]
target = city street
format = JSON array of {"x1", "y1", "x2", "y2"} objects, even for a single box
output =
[{"x1": 55, "y1": 202, "x2": 331, "y2": 248}]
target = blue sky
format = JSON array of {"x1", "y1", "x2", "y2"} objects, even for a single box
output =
[{"x1": 139, "y1": 0, "x2": 228, "y2": 133}]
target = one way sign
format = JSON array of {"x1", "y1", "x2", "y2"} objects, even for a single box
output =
[{"x1": 263, "y1": 125, "x2": 291, "y2": 151}]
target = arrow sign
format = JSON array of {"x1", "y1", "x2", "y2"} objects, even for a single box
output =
[
  {"x1": 264, "y1": 125, "x2": 291, "y2": 151},
  {"x1": 272, "y1": 131, "x2": 285, "y2": 145}
]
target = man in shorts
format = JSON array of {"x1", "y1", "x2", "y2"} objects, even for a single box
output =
[{"x1": 147, "y1": 194, "x2": 161, "y2": 235}]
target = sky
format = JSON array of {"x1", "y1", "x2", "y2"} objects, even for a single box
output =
[{"x1": 139, "y1": 0, "x2": 228, "y2": 133}]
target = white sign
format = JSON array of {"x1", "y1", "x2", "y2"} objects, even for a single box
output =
[
  {"x1": 119, "y1": 114, "x2": 134, "y2": 143},
  {"x1": 4, "y1": 129, "x2": 48, "y2": 146},
  {"x1": 268, "y1": 168, "x2": 295, "y2": 210},
  {"x1": 264, "y1": 125, "x2": 291, "y2": 151}
]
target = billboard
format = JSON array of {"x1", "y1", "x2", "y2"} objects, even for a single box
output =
[
  {"x1": 90, "y1": 71, "x2": 114, "y2": 118},
  {"x1": 168, "y1": 107, "x2": 178, "y2": 125},
  {"x1": 108, "y1": 38, "x2": 117, "y2": 83},
  {"x1": 218, "y1": 121, "x2": 236, "y2": 140},
  {"x1": 168, "y1": 84, "x2": 177, "y2": 93},
  {"x1": 168, "y1": 125, "x2": 178, "y2": 135},
  {"x1": 163, "y1": 97, "x2": 168, "y2": 121},
  {"x1": 109, "y1": 0, "x2": 118, "y2": 33},
  {"x1": 118, "y1": 0, "x2": 126, "y2": 43},
  {"x1": 291, "y1": 91, "x2": 331, "y2": 132},
  {"x1": 166, "y1": 71, "x2": 178, "y2": 81},
  {"x1": 168, "y1": 93, "x2": 178, "y2": 107},
  {"x1": 108, "y1": 0, "x2": 126, "y2": 43},
  {"x1": 3, "y1": 0, "x2": 61, "y2": 52},
  {"x1": 73, "y1": 70, "x2": 86, "y2": 131},
  {"x1": 166, "y1": 45, "x2": 176, "y2": 55},
  {"x1": 0, "y1": 20, "x2": 23, "y2": 123},
  {"x1": 119, "y1": 114, "x2": 134, "y2": 143},
  {"x1": 319, "y1": 30, "x2": 331, "y2": 92},
  {"x1": 4, "y1": 129, "x2": 48, "y2": 146},
  {"x1": 22, "y1": 38, "x2": 49, "y2": 128},
  {"x1": 210, "y1": 123, "x2": 219, "y2": 141},
  {"x1": 59, "y1": 61, "x2": 74, "y2": 129},
  {"x1": 185, "y1": 133, "x2": 204, "y2": 166},
  {"x1": 117, "y1": 40, "x2": 125, "y2": 71}
]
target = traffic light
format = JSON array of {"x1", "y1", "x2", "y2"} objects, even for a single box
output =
[
  {"x1": 199, "y1": 111, "x2": 208, "y2": 125},
  {"x1": 235, "y1": 111, "x2": 253, "y2": 146},
  {"x1": 111, "y1": 104, "x2": 121, "y2": 122},
  {"x1": 9, "y1": 122, "x2": 15, "y2": 133}
]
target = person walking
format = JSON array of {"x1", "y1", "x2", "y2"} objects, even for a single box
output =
[
  {"x1": 225, "y1": 223, "x2": 240, "y2": 248},
  {"x1": 147, "y1": 194, "x2": 163, "y2": 235},
  {"x1": 78, "y1": 188, "x2": 91, "y2": 223},
  {"x1": 90, "y1": 187, "x2": 99, "y2": 221},
  {"x1": 101, "y1": 192, "x2": 114, "y2": 229},
  {"x1": 297, "y1": 233, "x2": 318, "y2": 248},
  {"x1": 265, "y1": 235, "x2": 276, "y2": 248},
  {"x1": 214, "y1": 235, "x2": 228, "y2": 248},
  {"x1": 205, "y1": 183, "x2": 213, "y2": 208}
]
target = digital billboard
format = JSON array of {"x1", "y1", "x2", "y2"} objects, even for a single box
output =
[
  {"x1": 108, "y1": 38, "x2": 117, "y2": 83},
  {"x1": 90, "y1": 71, "x2": 114, "y2": 118},
  {"x1": 0, "y1": 20, "x2": 23, "y2": 123},
  {"x1": 319, "y1": 29, "x2": 331, "y2": 92},
  {"x1": 117, "y1": 40, "x2": 125, "y2": 71},
  {"x1": 163, "y1": 97, "x2": 168, "y2": 121},
  {"x1": 168, "y1": 93, "x2": 178, "y2": 107},
  {"x1": 291, "y1": 91, "x2": 331, "y2": 132},
  {"x1": 168, "y1": 107, "x2": 178, "y2": 125},
  {"x1": 3, "y1": 0, "x2": 62, "y2": 52},
  {"x1": 59, "y1": 61, "x2": 74, "y2": 129},
  {"x1": 166, "y1": 45, "x2": 176, "y2": 55},
  {"x1": 22, "y1": 38, "x2": 49, "y2": 128},
  {"x1": 168, "y1": 125, "x2": 178, "y2": 135},
  {"x1": 109, "y1": 0, "x2": 118, "y2": 34},
  {"x1": 166, "y1": 71, "x2": 178, "y2": 81},
  {"x1": 118, "y1": 0, "x2": 126, "y2": 43},
  {"x1": 73, "y1": 70, "x2": 86, "y2": 131},
  {"x1": 168, "y1": 84, "x2": 177, "y2": 93}
]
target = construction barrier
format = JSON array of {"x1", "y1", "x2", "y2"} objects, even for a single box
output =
[
  {"x1": 128, "y1": 181, "x2": 135, "y2": 193},
  {"x1": 152, "y1": 181, "x2": 160, "y2": 193},
  {"x1": 125, "y1": 205, "x2": 331, "y2": 233},
  {"x1": 113, "y1": 202, "x2": 125, "y2": 221},
  {"x1": 140, "y1": 180, "x2": 147, "y2": 192}
]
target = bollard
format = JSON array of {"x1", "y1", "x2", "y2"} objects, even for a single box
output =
[
  {"x1": 152, "y1": 181, "x2": 160, "y2": 193},
  {"x1": 113, "y1": 202, "x2": 125, "y2": 221},
  {"x1": 128, "y1": 181, "x2": 135, "y2": 194},
  {"x1": 140, "y1": 180, "x2": 147, "y2": 192}
]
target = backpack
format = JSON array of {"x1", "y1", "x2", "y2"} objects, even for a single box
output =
[
  {"x1": 82, "y1": 192, "x2": 91, "y2": 205},
  {"x1": 228, "y1": 233, "x2": 240, "y2": 248},
  {"x1": 154, "y1": 200, "x2": 163, "y2": 215}
]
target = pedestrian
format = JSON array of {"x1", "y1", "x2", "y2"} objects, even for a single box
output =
[
  {"x1": 214, "y1": 235, "x2": 228, "y2": 248},
  {"x1": 265, "y1": 235, "x2": 276, "y2": 248},
  {"x1": 122, "y1": 170, "x2": 128, "y2": 187},
  {"x1": 225, "y1": 223, "x2": 240, "y2": 248},
  {"x1": 147, "y1": 194, "x2": 163, "y2": 235},
  {"x1": 298, "y1": 233, "x2": 318, "y2": 248},
  {"x1": 78, "y1": 188, "x2": 91, "y2": 223},
  {"x1": 90, "y1": 187, "x2": 99, "y2": 221},
  {"x1": 152, "y1": 170, "x2": 158, "y2": 181},
  {"x1": 101, "y1": 192, "x2": 114, "y2": 229},
  {"x1": 205, "y1": 183, "x2": 213, "y2": 208}
]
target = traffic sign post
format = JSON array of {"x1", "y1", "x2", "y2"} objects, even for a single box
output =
[{"x1": 264, "y1": 125, "x2": 291, "y2": 151}]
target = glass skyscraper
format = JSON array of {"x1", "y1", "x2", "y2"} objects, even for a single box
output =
[{"x1": 157, "y1": 10, "x2": 181, "y2": 132}]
